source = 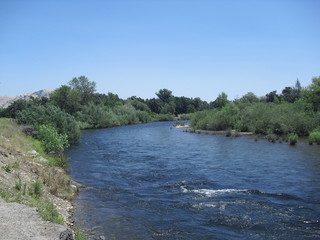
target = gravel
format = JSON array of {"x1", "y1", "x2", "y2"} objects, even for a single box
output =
[{"x1": 0, "y1": 198, "x2": 72, "y2": 240}]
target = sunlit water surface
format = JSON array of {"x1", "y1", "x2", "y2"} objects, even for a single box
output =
[{"x1": 66, "y1": 121, "x2": 320, "y2": 239}]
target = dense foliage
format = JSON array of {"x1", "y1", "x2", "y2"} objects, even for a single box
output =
[
  {"x1": 0, "y1": 76, "x2": 210, "y2": 151},
  {"x1": 190, "y1": 78, "x2": 320, "y2": 140},
  {"x1": 1, "y1": 75, "x2": 320, "y2": 150}
]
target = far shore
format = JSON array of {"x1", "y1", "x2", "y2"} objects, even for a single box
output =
[{"x1": 174, "y1": 124, "x2": 254, "y2": 136}]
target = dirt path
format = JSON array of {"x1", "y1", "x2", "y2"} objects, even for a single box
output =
[{"x1": 0, "y1": 199, "x2": 72, "y2": 240}]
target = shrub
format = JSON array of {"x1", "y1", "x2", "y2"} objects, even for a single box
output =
[
  {"x1": 288, "y1": 133, "x2": 298, "y2": 145},
  {"x1": 16, "y1": 104, "x2": 80, "y2": 143},
  {"x1": 113, "y1": 104, "x2": 139, "y2": 125},
  {"x1": 179, "y1": 113, "x2": 194, "y2": 120},
  {"x1": 136, "y1": 110, "x2": 154, "y2": 123},
  {"x1": 225, "y1": 129, "x2": 232, "y2": 137},
  {"x1": 266, "y1": 132, "x2": 277, "y2": 143},
  {"x1": 156, "y1": 114, "x2": 175, "y2": 121},
  {"x1": 75, "y1": 104, "x2": 120, "y2": 128},
  {"x1": 32, "y1": 180, "x2": 42, "y2": 197},
  {"x1": 309, "y1": 129, "x2": 320, "y2": 145},
  {"x1": 37, "y1": 124, "x2": 69, "y2": 155}
]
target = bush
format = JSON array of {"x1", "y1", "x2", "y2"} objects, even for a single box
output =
[
  {"x1": 113, "y1": 104, "x2": 139, "y2": 125},
  {"x1": 32, "y1": 180, "x2": 42, "y2": 197},
  {"x1": 37, "y1": 124, "x2": 69, "y2": 154},
  {"x1": 156, "y1": 114, "x2": 175, "y2": 121},
  {"x1": 237, "y1": 102, "x2": 316, "y2": 135},
  {"x1": 16, "y1": 105, "x2": 80, "y2": 143},
  {"x1": 75, "y1": 104, "x2": 120, "y2": 128},
  {"x1": 136, "y1": 110, "x2": 154, "y2": 123},
  {"x1": 179, "y1": 113, "x2": 194, "y2": 120},
  {"x1": 266, "y1": 131, "x2": 277, "y2": 143},
  {"x1": 190, "y1": 103, "x2": 239, "y2": 131},
  {"x1": 309, "y1": 129, "x2": 320, "y2": 145},
  {"x1": 288, "y1": 133, "x2": 298, "y2": 145}
]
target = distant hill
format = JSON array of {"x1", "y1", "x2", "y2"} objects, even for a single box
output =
[{"x1": 0, "y1": 90, "x2": 52, "y2": 109}]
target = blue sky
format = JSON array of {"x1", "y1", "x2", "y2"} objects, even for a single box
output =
[{"x1": 0, "y1": 0, "x2": 319, "y2": 102}]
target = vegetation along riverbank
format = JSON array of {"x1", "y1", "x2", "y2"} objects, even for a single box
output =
[
  {"x1": 0, "y1": 118, "x2": 88, "y2": 239},
  {"x1": 0, "y1": 75, "x2": 319, "y2": 239}
]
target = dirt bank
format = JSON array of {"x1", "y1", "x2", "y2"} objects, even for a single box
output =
[
  {"x1": 0, "y1": 119, "x2": 77, "y2": 239},
  {"x1": 0, "y1": 198, "x2": 72, "y2": 240}
]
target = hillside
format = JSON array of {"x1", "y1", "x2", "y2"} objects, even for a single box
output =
[
  {"x1": 0, "y1": 118, "x2": 77, "y2": 239},
  {"x1": 0, "y1": 90, "x2": 52, "y2": 109}
]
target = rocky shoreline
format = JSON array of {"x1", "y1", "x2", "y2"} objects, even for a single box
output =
[{"x1": 0, "y1": 119, "x2": 80, "y2": 239}]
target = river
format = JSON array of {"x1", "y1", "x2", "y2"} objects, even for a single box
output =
[{"x1": 66, "y1": 121, "x2": 320, "y2": 239}]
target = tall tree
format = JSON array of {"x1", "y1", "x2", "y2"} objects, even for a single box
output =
[
  {"x1": 156, "y1": 89, "x2": 173, "y2": 103},
  {"x1": 303, "y1": 76, "x2": 320, "y2": 111},
  {"x1": 212, "y1": 92, "x2": 229, "y2": 109},
  {"x1": 69, "y1": 76, "x2": 96, "y2": 104},
  {"x1": 239, "y1": 92, "x2": 259, "y2": 103},
  {"x1": 266, "y1": 90, "x2": 278, "y2": 103},
  {"x1": 50, "y1": 85, "x2": 81, "y2": 114}
]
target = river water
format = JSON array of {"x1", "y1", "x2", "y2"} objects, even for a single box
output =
[{"x1": 66, "y1": 121, "x2": 320, "y2": 240}]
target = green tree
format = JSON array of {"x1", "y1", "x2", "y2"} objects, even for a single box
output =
[
  {"x1": 266, "y1": 90, "x2": 279, "y2": 103},
  {"x1": 212, "y1": 92, "x2": 229, "y2": 109},
  {"x1": 127, "y1": 99, "x2": 151, "y2": 112},
  {"x1": 239, "y1": 92, "x2": 259, "y2": 103},
  {"x1": 50, "y1": 85, "x2": 81, "y2": 114},
  {"x1": 103, "y1": 92, "x2": 123, "y2": 107},
  {"x1": 147, "y1": 98, "x2": 162, "y2": 114},
  {"x1": 302, "y1": 76, "x2": 320, "y2": 111},
  {"x1": 156, "y1": 89, "x2": 173, "y2": 103},
  {"x1": 69, "y1": 76, "x2": 96, "y2": 104},
  {"x1": 161, "y1": 101, "x2": 176, "y2": 115}
]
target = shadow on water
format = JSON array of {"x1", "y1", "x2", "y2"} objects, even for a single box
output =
[{"x1": 66, "y1": 122, "x2": 320, "y2": 240}]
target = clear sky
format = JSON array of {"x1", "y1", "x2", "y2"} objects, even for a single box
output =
[{"x1": 0, "y1": 0, "x2": 319, "y2": 102}]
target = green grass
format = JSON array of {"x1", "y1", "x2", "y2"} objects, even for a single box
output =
[
  {"x1": 15, "y1": 178, "x2": 22, "y2": 191},
  {"x1": 39, "y1": 201, "x2": 64, "y2": 224},
  {"x1": 2, "y1": 163, "x2": 19, "y2": 173},
  {"x1": 32, "y1": 180, "x2": 42, "y2": 197},
  {"x1": 75, "y1": 228, "x2": 87, "y2": 240}
]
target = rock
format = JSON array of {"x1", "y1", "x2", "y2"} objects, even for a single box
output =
[
  {"x1": 38, "y1": 156, "x2": 49, "y2": 163},
  {"x1": 100, "y1": 236, "x2": 106, "y2": 240},
  {"x1": 60, "y1": 229, "x2": 74, "y2": 240},
  {"x1": 28, "y1": 150, "x2": 38, "y2": 157}
]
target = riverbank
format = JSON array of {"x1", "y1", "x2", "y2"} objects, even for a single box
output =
[
  {"x1": 0, "y1": 118, "x2": 80, "y2": 239},
  {"x1": 174, "y1": 123, "x2": 254, "y2": 136}
]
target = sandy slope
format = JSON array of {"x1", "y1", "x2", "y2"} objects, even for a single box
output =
[{"x1": 0, "y1": 199, "x2": 70, "y2": 240}]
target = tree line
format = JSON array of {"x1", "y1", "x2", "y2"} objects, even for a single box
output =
[
  {"x1": 1, "y1": 75, "x2": 320, "y2": 153},
  {"x1": 0, "y1": 76, "x2": 209, "y2": 154},
  {"x1": 190, "y1": 77, "x2": 320, "y2": 144}
]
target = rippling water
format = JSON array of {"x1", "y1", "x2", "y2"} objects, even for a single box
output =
[{"x1": 66, "y1": 121, "x2": 320, "y2": 240}]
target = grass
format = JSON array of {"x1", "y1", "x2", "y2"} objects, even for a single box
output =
[
  {"x1": 39, "y1": 200, "x2": 64, "y2": 224},
  {"x1": 1, "y1": 180, "x2": 64, "y2": 225},
  {"x1": 0, "y1": 117, "x2": 76, "y2": 225},
  {"x1": 15, "y1": 178, "x2": 22, "y2": 191},
  {"x1": 32, "y1": 179, "x2": 42, "y2": 197},
  {"x1": 2, "y1": 163, "x2": 19, "y2": 173},
  {"x1": 75, "y1": 228, "x2": 87, "y2": 240}
]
